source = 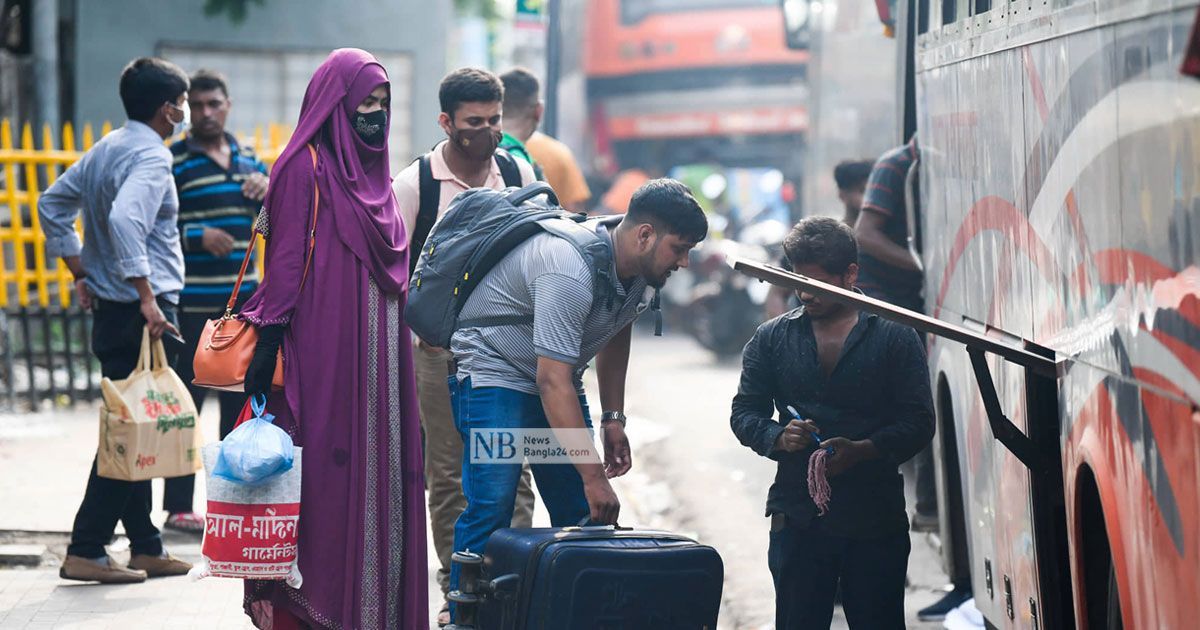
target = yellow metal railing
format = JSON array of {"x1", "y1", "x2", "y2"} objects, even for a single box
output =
[{"x1": 0, "y1": 119, "x2": 290, "y2": 309}]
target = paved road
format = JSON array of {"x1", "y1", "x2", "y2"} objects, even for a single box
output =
[
  {"x1": 616, "y1": 332, "x2": 949, "y2": 630},
  {"x1": 0, "y1": 332, "x2": 948, "y2": 629}
]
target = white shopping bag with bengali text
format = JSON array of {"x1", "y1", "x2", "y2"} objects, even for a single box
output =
[{"x1": 189, "y1": 442, "x2": 303, "y2": 587}]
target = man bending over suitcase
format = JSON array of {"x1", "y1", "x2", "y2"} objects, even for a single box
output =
[
  {"x1": 447, "y1": 179, "x2": 707, "y2": 602},
  {"x1": 730, "y1": 217, "x2": 934, "y2": 629}
]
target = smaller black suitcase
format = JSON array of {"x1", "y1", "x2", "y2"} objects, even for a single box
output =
[{"x1": 449, "y1": 524, "x2": 724, "y2": 630}]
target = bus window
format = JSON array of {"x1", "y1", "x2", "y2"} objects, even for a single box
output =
[{"x1": 942, "y1": 0, "x2": 955, "y2": 24}]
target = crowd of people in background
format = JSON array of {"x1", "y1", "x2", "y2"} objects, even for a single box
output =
[{"x1": 36, "y1": 45, "x2": 961, "y2": 630}]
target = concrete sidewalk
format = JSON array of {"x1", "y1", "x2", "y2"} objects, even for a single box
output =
[
  {"x1": 0, "y1": 389, "x2": 654, "y2": 629},
  {"x1": 0, "y1": 401, "x2": 259, "y2": 629}
]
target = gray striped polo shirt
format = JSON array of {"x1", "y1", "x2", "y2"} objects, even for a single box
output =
[{"x1": 451, "y1": 223, "x2": 647, "y2": 395}]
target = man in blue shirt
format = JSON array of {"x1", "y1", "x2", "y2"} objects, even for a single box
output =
[
  {"x1": 161, "y1": 69, "x2": 269, "y2": 533},
  {"x1": 38, "y1": 57, "x2": 193, "y2": 584},
  {"x1": 731, "y1": 217, "x2": 934, "y2": 629}
]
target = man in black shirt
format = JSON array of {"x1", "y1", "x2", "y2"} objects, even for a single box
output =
[{"x1": 731, "y1": 216, "x2": 934, "y2": 629}]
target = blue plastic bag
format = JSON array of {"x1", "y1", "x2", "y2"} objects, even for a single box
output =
[{"x1": 213, "y1": 394, "x2": 295, "y2": 484}]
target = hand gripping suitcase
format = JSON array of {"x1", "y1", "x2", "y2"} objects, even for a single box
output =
[{"x1": 448, "y1": 524, "x2": 724, "y2": 630}]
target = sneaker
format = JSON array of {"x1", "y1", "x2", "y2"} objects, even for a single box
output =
[
  {"x1": 918, "y1": 585, "x2": 973, "y2": 621},
  {"x1": 128, "y1": 553, "x2": 192, "y2": 578},
  {"x1": 911, "y1": 511, "x2": 939, "y2": 533},
  {"x1": 59, "y1": 555, "x2": 147, "y2": 584}
]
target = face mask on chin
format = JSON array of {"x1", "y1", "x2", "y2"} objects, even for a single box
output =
[
  {"x1": 352, "y1": 109, "x2": 388, "y2": 147},
  {"x1": 451, "y1": 126, "x2": 500, "y2": 161}
]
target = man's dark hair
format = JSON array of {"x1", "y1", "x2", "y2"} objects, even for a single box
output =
[
  {"x1": 626, "y1": 179, "x2": 708, "y2": 243},
  {"x1": 833, "y1": 160, "x2": 874, "y2": 192},
  {"x1": 439, "y1": 68, "x2": 504, "y2": 117},
  {"x1": 500, "y1": 67, "x2": 540, "y2": 118},
  {"x1": 783, "y1": 216, "x2": 858, "y2": 274},
  {"x1": 119, "y1": 57, "x2": 189, "y2": 122},
  {"x1": 189, "y1": 69, "x2": 228, "y2": 97}
]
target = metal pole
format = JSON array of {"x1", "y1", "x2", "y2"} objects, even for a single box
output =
[
  {"x1": 40, "y1": 307, "x2": 56, "y2": 405},
  {"x1": 32, "y1": 0, "x2": 59, "y2": 131},
  {"x1": 20, "y1": 306, "x2": 35, "y2": 410},
  {"x1": 731, "y1": 258, "x2": 1059, "y2": 376},
  {"x1": 1, "y1": 311, "x2": 14, "y2": 411},
  {"x1": 543, "y1": 0, "x2": 561, "y2": 138},
  {"x1": 61, "y1": 308, "x2": 74, "y2": 405}
]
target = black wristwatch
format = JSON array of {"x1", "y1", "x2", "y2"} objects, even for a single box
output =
[{"x1": 600, "y1": 411, "x2": 627, "y2": 427}]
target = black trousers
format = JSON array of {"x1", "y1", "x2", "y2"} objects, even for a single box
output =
[
  {"x1": 161, "y1": 308, "x2": 245, "y2": 514},
  {"x1": 768, "y1": 516, "x2": 910, "y2": 630},
  {"x1": 914, "y1": 445, "x2": 938, "y2": 516},
  {"x1": 67, "y1": 298, "x2": 179, "y2": 559}
]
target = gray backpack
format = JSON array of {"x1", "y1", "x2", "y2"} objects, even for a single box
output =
[{"x1": 404, "y1": 182, "x2": 623, "y2": 348}]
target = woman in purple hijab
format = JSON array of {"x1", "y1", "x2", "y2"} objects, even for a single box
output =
[{"x1": 238, "y1": 48, "x2": 428, "y2": 629}]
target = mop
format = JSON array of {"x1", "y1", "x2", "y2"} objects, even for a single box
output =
[{"x1": 788, "y1": 406, "x2": 834, "y2": 516}]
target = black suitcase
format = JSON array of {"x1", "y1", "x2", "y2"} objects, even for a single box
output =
[{"x1": 449, "y1": 524, "x2": 724, "y2": 630}]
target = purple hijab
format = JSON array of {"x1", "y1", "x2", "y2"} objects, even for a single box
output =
[
  {"x1": 264, "y1": 48, "x2": 408, "y2": 294},
  {"x1": 241, "y1": 48, "x2": 428, "y2": 629}
]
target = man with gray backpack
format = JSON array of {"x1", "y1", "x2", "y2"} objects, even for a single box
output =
[
  {"x1": 393, "y1": 67, "x2": 537, "y2": 625},
  {"x1": 404, "y1": 178, "x2": 707, "y2": 622}
]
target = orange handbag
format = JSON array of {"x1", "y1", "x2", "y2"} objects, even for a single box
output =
[{"x1": 192, "y1": 145, "x2": 319, "y2": 392}]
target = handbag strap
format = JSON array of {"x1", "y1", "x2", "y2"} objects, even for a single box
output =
[{"x1": 223, "y1": 144, "x2": 321, "y2": 318}]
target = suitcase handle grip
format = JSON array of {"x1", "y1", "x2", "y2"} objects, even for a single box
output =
[
  {"x1": 575, "y1": 516, "x2": 631, "y2": 531},
  {"x1": 488, "y1": 573, "x2": 520, "y2": 599}
]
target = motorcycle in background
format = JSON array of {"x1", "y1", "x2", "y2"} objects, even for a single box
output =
[{"x1": 681, "y1": 218, "x2": 788, "y2": 359}]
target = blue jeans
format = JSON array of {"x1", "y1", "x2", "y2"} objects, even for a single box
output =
[{"x1": 447, "y1": 376, "x2": 591, "y2": 596}]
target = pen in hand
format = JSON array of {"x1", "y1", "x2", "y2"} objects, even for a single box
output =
[{"x1": 787, "y1": 405, "x2": 833, "y2": 452}]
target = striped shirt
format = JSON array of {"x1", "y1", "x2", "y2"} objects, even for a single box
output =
[
  {"x1": 170, "y1": 133, "x2": 268, "y2": 313},
  {"x1": 857, "y1": 140, "x2": 923, "y2": 308},
  {"x1": 451, "y1": 223, "x2": 647, "y2": 395}
]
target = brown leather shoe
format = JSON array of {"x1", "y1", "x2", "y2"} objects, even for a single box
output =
[
  {"x1": 128, "y1": 553, "x2": 192, "y2": 578},
  {"x1": 59, "y1": 555, "x2": 147, "y2": 584}
]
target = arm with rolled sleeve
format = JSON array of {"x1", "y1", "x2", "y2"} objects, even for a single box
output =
[
  {"x1": 731, "y1": 324, "x2": 786, "y2": 460},
  {"x1": 107, "y1": 150, "x2": 174, "y2": 280},
  {"x1": 867, "y1": 326, "x2": 935, "y2": 463},
  {"x1": 38, "y1": 161, "x2": 85, "y2": 259}
]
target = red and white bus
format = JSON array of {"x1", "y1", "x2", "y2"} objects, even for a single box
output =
[{"x1": 793, "y1": 0, "x2": 1200, "y2": 627}]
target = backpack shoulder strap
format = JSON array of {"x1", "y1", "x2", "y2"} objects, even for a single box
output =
[
  {"x1": 494, "y1": 149, "x2": 522, "y2": 188},
  {"x1": 226, "y1": 144, "x2": 319, "y2": 317},
  {"x1": 540, "y1": 217, "x2": 616, "y2": 310},
  {"x1": 298, "y1": 144, "x2": 320, "y2": 291},
  {"x1": 410, "y1": 154, "x2": 439, "y2": 275}
]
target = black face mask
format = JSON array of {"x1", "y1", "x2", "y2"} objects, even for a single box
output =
[{"x1": 351, "y1": 109, "x2": 387, "y2": 147}]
